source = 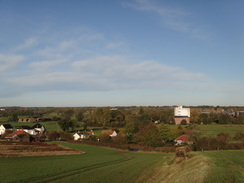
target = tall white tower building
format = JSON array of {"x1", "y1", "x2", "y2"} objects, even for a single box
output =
[{"x1": 174, "y1": 105, "x2": 190, "y2": 125}]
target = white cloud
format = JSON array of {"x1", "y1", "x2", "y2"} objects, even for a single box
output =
[
  {"x1": 28, "y1": 59, "x2": 67, "y2": 71},
  {"x1": 73, "y1": 55, "x2": 206, "y2": 82},
  {"x1": 0, "y1": 54, "x2": 25, "y2": 71},
  {"x1": 124, "y1": 0, "x2": 210, "y2": 39},
  {"x1": 7, "y1": 54, "x2": 207, "y2": 92},
  {"x1": 14, "y1": 38, "x2": 38, "y2": 51}
]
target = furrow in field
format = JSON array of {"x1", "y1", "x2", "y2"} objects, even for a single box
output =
[{"x1": 26, "y1": 154, "x2": 135, "y2": 183}]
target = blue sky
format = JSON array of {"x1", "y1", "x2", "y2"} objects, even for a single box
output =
[{"x1": 0, "y1": 0, "x2": 243, "y2": 107}]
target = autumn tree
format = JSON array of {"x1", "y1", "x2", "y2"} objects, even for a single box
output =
[
  {"x1": 47, "y1": 131, "x2": 59, "y2": 141},
  {"x1": 58, "y1": 109, "x2": 76, "y2": 132},
  {"x1": 158, "y1": 124, "x2": 175, "y2": 144},
  {"x1": 135, "y1": 122, "x2": 163, "y2": 147}
]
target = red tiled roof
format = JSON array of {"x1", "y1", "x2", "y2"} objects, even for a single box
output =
[
  {"x1": 5, "y1": 130, "x2": 29, "y2": 138},
  {"x1": 102, "y1": 130, "x2": 114, "y2": 135},
  {"x1": 175, "y1": 134, "x2": 191, "y2": 142}
]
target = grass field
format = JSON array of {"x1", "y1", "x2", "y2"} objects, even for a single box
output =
[
  {"x1": 171, "y1": 124, "x2": 244, "y2": 138},
  {"x1": 0, "y1": 142, "x2": 167, "y2": 183},
  {"x1": 202, "y1": 151, "x2": 244, "y2": 183},
  {"x1": 0, "y1": 142, "x2": 243, "y2": 183}
]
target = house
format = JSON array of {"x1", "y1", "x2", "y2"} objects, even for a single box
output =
[
  {"x1": 174, "y1": 106, "x2": 190, "y2": 125},
  {"x1": 16, "y1": 126, "x2": 37, "y2": 135},
  {"x1": 5, "y1": 130, "x2": 34, "y2": 142},
  {"x1": 73, "y1": 133, "x2": 81, "y2": 140},
  {"x1": 102, "y1": 130, "x2": 118, "y2": 137},
  {"x1": 0, "y1": 124, "x2": 13, "y2": 135},
  {"x1": 32, "y1": 124, "x2": 46, "y2": 134},
  {"x1": 109, "y1": 131, "x2": 117, "y2": 137},
  {"x1": 73, "y1": 130, "x2": 94, "y2": 141},
  {"x1": 175, "y1": 134, "x2": 192, "y2": 145}
]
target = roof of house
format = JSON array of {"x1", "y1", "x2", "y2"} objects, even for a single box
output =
[
  {"x1": 5, "y1": 130, "x2": 29, "y2": 138},
  {"x1": 175, "y1": 134, "x2": 191, "y2": 142},
  {"x1": 102, "y1": 130, "x2": 116, "y2": 135},
  {"x1": 174, "y1": 116, "x2": 189, "y2": 118},
  {"x1": 17, "y1": 126, "x2": 33, "y2": 130},
  {"x1": 2, "y1": 124, "x2": 13, "y2": 129},
  {"x1": 32, "y1": 124, "x2": 43, "y2": 128}
]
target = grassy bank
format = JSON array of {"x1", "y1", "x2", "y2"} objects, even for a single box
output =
[
  {"x1": 149, "y1": 150, "x2": 244, "y2": 183},
  {"x1": 202, "y1": 151, "x2": 244, "y2": 183}
]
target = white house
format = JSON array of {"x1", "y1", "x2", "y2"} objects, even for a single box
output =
[
  {"x1": 109, "y1": 131, "x2": 117, "y2": 137},
  {"x1": 73, "y1": 133, "x2": 81, "y2": 141},
  {"x1": 16, "y1": 126, "x2": 37, "y2": 135},
  {"x1": 73, "y1": 130, "x2": 94, "y2": 141},
  {"x1": 32, "y1": 124, "x2": 45, "y2": 134},
  {"x1": 0, "y1": 124, "x2": 13, "y2": 135}
]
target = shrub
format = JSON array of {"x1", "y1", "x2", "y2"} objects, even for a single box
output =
[
  {"x1": 98, "y1": 133, "x2": 111, "y2": 143},
  {"x1": 111, "y1": 135, "x2": 128, "y2": 144},
  {"x1": 47, "y1": 131, "x2": 59, "y2": 141},
  {"x1": 233, "y1": 131, "x2": 244, "y2": 141}
]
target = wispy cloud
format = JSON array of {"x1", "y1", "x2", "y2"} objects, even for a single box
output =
[
  {"x1": 0, "y1": 54, "x2": 25, "y2": 71},
  {"x1": 7, "y1": 54, "x2": 207, "y2": 93},
  {"x1": 14, "y1": 38, "x2": 38, "y2": 51},
  {"x1": 1, "y1": 27, "x2": 209, "y2": 98},
  {"x1": 123, "y1": 0, "x2": 210, "y2": 39},
  {"x1": 28, "y1": 59, "x2": 67, "y2": 71}
]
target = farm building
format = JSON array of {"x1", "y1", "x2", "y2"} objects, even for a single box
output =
[
  {"x1": 174, "y1": 106, "x2": 190, "y2": 125},
  {"x1": 0, "y1": 124, "x2": 13, "y2": 135},
  {"x1": 175, "y1": 134, "x2": 192, "y2": 145},
  {"x1": 16, "y1": 124, "x2": 46, "y2": 135},
  {"x1": 5, "y1": 130, "x2": 34, "y2": 142},
  {"x1": 16, "y1": 126, "x2": 36, "y2": 135},
  {"x1": 18, "y1": 117, "x2": 39, "y2": 123}
]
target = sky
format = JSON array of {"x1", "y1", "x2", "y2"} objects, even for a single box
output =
[{"x1": 0, "y1": 0, "x2": 244, "y2": 107}]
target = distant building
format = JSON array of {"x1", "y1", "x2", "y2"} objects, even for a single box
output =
[
  {"x1": 174, "y1": 106, "x2": 190, "y2": 125},
  {"x1": 175, "y1": 134, "x2": 193, "y2": 145},
  {"x1": 73, "y1": 130, "x2": 94, "y2": 141},
  {"x1": 0, "y1": 124, "x2": 13, "y2": 135},
  {"x1": 18, "y1": 117, "x2": 39, "y2": 123}
]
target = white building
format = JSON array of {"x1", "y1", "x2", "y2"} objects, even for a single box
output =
[
  {"x1": 174, "y1": 105, "x2": 190, "y2": 117},
  {"x1": 174, "y1": 106, "x2": 190, "y2": 125},
  {"x1": 0, "y1": 124, "x2": 13, "y2": 135}
]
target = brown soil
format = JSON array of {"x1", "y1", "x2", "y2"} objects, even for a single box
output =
[{"x1": 0, "y1": 141, "x2": 84, "y2": 157}]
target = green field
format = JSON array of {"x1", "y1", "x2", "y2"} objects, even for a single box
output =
[
  {"x1": 202, "y1": 151, "x2": 244, "y2": 183},
  {"x1": 0, "y1": 142, "x2": 167, "y2": 183},
  {"x1": 0, "y1": 142, "x2": 243, "y2": 183},
  {"x1": 171, "y1": 124, "x2": 244, "y2": 138}
]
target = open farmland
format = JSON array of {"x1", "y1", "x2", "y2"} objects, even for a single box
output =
[
  {"x1": 0, "y1": 141, "x2": 83, "y2": 157},
  {"x1": 0, "y1": 142, "x2": 243, "y2": 183},
  {"x1": 0, "y1": 142, "x2": 167, "y2": 183},
  {"x1": 170, "y1": 124, "x2": 244, "y2": 138}
]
